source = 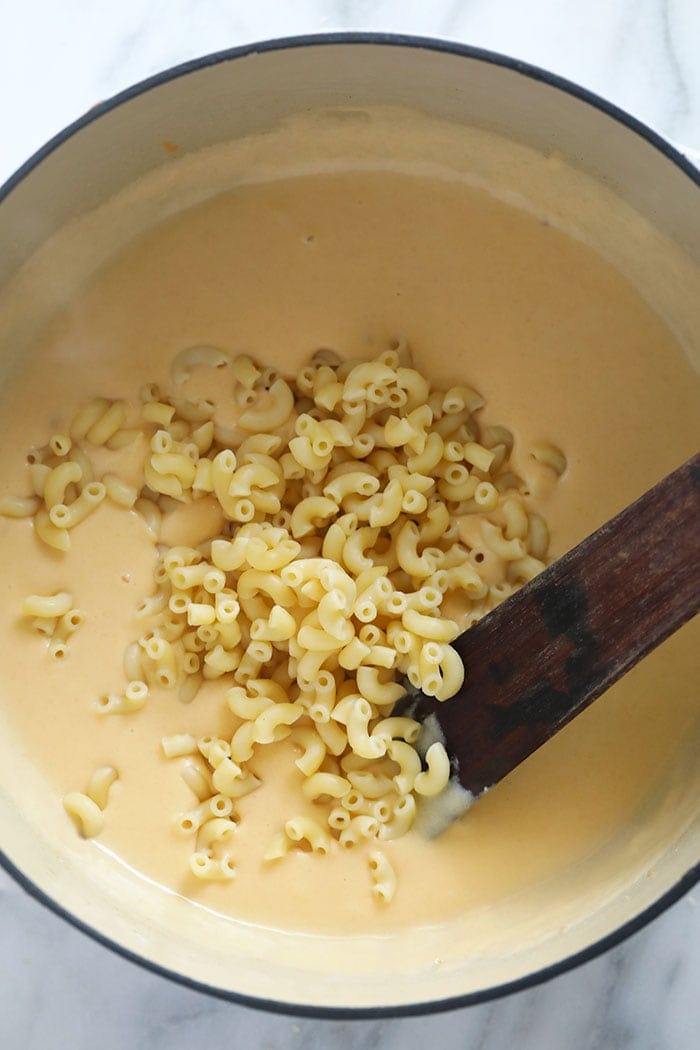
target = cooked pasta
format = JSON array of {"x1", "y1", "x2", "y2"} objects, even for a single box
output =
[
  {"x1": 4, "y1": 340, "x2": 562, "y2": 903},
  {"x1": 86, "y1": 766, "x2": 119, "y2": 810},
  {"x1": 368, "y1": 850, "x2": 397, "y2": 903},
  {"x1": 21, "y1": 592, "x2": 85, "y2": 658},
  {"x1": 62, "y1": 792, "x2": 105, "y2": 838},
  {"x1": 63, "y1": 765, "x2": 118, "y2": 838},
  {"x1": 529, "y1": 440, "x2": 567, "y2": 476}
]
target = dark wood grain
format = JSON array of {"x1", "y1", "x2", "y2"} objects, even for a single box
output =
[{"x1": 413, "y1": 453, "x2": 700, "y2": 798}]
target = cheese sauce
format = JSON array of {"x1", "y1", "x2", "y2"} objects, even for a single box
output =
[{"x1": 0, "y1": 166, "x2": 698, "y2": 935}]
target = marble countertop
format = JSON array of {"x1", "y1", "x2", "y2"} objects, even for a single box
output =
[{"x1": 0, "y1": 2, "x2": 698, "y2": 1048}]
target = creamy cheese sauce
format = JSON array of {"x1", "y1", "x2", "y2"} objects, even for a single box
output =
[{"x1": 0, "y1": 170, "x2": 698, "y2": 935}]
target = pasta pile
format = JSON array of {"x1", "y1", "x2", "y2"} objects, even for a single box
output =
[{"x1": 3, "y1": 340, "x2": 564, "y2": 904}]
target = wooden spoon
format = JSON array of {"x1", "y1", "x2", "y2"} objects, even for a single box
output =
[{"x1": 411, "y1": 453, "x2": 700, "y2": 819}]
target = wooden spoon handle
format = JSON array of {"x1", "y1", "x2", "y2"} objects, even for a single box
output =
[{"x1": 418, "y1": 453, "x2": 700, "y2": 798}]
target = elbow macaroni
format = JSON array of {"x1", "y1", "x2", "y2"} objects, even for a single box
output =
[
  {"x1": 7, "y1": 341, "x2": 561, "y2": 904},
  {"x1": 63, "y1": 765, "x2": 118, "y2": 838}
]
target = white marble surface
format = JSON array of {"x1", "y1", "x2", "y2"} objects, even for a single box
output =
[{"x1": 0, "y1": 2, "x2": 698, "y2": 1048}]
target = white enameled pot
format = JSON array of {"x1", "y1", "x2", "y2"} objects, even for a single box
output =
[{"x1": 0, "y1": 35, "x2": 697, "y2": 1017}]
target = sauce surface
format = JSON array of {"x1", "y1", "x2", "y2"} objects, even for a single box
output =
[{"x1": 0, "y1": 170, "x2": 698, "y2": 934}]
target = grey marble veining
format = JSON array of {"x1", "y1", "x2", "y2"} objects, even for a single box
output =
[
  {"x1": 1, "y1": 0, "x2": 699, "y2": 184},
  {"x1": 0, "y1": 2, "x2": 698, "y2": 1048},
  {"x1": 1, "y1": 864, "x2": 698, "y2": 1050}
]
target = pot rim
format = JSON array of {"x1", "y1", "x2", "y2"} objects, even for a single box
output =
[{"x1": 0, "y1": 31, "x2": 698, "y2": 1019}]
